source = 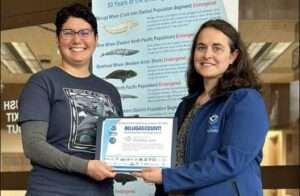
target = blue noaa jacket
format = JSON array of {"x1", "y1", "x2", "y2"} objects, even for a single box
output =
[{"x1": 161, "y1": 88, "x2": 269, "y2": 196}]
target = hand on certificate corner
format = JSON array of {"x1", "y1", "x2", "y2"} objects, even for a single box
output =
[
  {"x1": 87, "y1": 160, "x2": 116, "y2": 181},
  {"x1": 132, "y1": 167, "x2": 162, "y2": 184}
]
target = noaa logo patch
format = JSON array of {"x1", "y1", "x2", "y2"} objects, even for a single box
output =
[{"x1": 209, "y1": 114, "x2": 219, "y2": 125}]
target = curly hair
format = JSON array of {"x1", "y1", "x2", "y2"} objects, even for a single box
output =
[
  {"x1": 186, "y1": 19, "x2": 261, "y2": 96},
  {"x1": 55, "y1": 3, "x2": 98, "y2": 37}
]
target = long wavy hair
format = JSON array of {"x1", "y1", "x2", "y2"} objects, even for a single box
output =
[{"x1": 186, "y1": 19, "x2": 261, "y2": 96}]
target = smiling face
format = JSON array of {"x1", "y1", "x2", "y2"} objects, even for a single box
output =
[
  {"x1": 193, "y1": 27, "x2": 238, "y2": 82},
  {"x1": 57, "y1": 17, "x2": 98, "y2": 68}
]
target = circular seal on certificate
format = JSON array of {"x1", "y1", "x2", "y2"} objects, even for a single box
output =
[{"x1": 109, "y1": 137, "x2": 116, "y2": 144}]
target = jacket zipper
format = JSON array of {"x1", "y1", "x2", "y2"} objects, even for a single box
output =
[{"x1": 232, "y1": 181, "x2": 241, "y2": 196}]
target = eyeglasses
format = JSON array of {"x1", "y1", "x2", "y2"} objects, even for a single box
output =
[{"x1": 60, "y1": 29, "x2": 94, "y2": 39}]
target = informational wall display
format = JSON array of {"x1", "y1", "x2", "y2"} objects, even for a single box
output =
[
  {"x1": 92, "y1": 0, "x2": 238, "y2": 117},
  {"x1": 92, "y1": 0, "x2": 238, "y2": 195}
]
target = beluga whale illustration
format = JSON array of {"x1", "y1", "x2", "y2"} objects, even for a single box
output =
[{"x1": 100, "y1": 20, "x2": 138, "y2": 34}]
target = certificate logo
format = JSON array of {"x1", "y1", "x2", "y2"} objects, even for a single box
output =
[
  {"x1": 109, "y1": 137, "x2": 117, "y2": 144},
  {"x1": 109, "y1": 125, "x2": 118, "y2": 136}
]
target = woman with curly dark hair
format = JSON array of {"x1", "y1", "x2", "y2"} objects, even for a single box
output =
[{"x1": 135, "y1": 19, "x2": 269, "y2": 196}]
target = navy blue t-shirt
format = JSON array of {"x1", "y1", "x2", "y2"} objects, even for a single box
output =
[{"x1": 19, "y1": 67, "x2": 123, "y2": 195}]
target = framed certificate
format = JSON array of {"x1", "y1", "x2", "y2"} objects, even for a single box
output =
[{"x1": 96, "y1": 117, "x2": 177, "y2": 172}]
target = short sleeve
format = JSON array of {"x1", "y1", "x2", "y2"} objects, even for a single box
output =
[{"x1": 18, "y1": 75, "x2": 51, "y2": 124}]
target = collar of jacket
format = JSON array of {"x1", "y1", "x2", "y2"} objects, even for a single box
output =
[{"x1": 181, "y1": 90, "x2": 234, "y2": 104}]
